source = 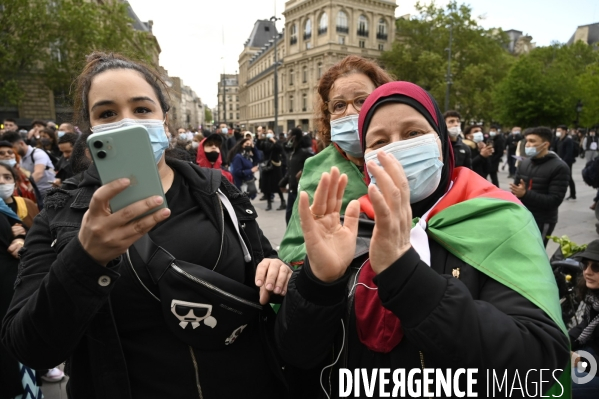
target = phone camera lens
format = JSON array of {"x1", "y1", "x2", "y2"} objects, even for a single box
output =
[
  {"x1": 97, "y1": 150, "x2": 107, "y2": 159},
  {"x1": 93, "y1": 140, "x2": 103, "y2": 149}
]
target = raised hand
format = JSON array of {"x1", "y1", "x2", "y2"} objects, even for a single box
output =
[
  {"x1": 78, "y1": 178, "x2": 171, "y2": 266},
  {"x1": 366, "y1": 151, "x2": 412, "y2": 274},
  {"x1": 298, "y1": 167, "x2": 360, "y2": 282}
]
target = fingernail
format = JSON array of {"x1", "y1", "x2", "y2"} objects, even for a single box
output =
[
  {"x1": 281, "y1": 290, "x2": 286, "y2": 296},
  {"x1": 266, "y1": 283, "x2": 273, "y2": 291},
  {"x1": 274, "y1": 287, "x2": 281, "y2": 294},
  {"x1": 155, "y1": 196, "x2": 163, "y2": 204},
  {"x1": 162, "y1": 208, "x2": 171, "y2": 217},
  {"x1": 256, "y1": 279, "x2": 263, "y2": 286},
  {"x1": 121, "y1": 178, "x2": 130, "y2": 185}
]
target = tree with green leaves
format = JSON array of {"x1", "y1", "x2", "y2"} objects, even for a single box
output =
[
  {"x1": 205, "y1": 108, "x2": 213, "y2": 126},
  {"x1": 0, "y1": 0, "x2": 156, "y2": 107},
  {"x1": 380, "y1": 1, "x2": 513, "y2": 123},
  {"x1": 493, "y1": 41, "x2": 599, "y2": 127}
]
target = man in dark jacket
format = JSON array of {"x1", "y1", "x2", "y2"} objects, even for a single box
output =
[
  {"x1": 465, "y1": 125, "x2": 492, "y2": 178},
  {"x1": 280, "y1": 128, "x2": 313, "y2": 224},
  {"x1": 489, "y1": 125, "x2": 505, "y2": 188},
  {"x1": 444, "y1": 110, "x2": 471, "y2": 169},
  {"x1": 556, "y1": 124, "x2": 577, "y2": 200},
  {"x1": 510, "y1": 127, "x2": 570, "y2": 246}
]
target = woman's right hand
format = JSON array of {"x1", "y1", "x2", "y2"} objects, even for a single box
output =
[
  {"x1": 78, "y1": 178, "x2": 171, "y2": 266},
  {"x1": 298, "y1": 167, "x2": 360, "y2": 282},
  {"x1": 251, "y1": 166, "x2": 259, "y2": 173}
]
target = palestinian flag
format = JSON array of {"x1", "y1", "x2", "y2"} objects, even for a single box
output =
[{"x1": 361, "y1": 167, "x2": 571, "y2": 397}]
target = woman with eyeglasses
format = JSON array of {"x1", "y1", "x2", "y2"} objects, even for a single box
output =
[
  {"x1": 278, "y1": 55, "x2": 393, "y2": 267},
  {"x1": 571, "y1": 240, "x2": 599, "y2": 398}
]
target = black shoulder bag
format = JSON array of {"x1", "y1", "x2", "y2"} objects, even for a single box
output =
[{"x1": 126, "y1": 190, "x2": 263, "y2": 350}]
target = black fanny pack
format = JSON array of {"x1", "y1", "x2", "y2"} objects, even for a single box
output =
[{"x1": 127, "y1": 193, "x2": 263, "y2": 350}]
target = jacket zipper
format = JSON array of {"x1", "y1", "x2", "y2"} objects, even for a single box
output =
[
  {"x1": 212, "y1": 199, "x2": 225, "y2": 271},
  {"x1": 189, "y1": 346, "x2": 204, "y2": 399},
  {"x1": 171, "y1": 264, "x2": 262, "y2": 310}
]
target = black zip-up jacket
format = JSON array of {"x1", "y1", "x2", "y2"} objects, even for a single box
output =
[
  {"x1": 449, "y1": 136, "x2": 472, "y2": 169},
  {"x1": 1, "y1": 159, "x2": 287, "y2": 399},
  {"x1": 514, "y1": 152, "x2": 570, "y2": 224},
  {"x1": 557, "y1": 136, "x2": 576, "y2": 165},
  {"x1": 281, "y1": 145, "x2": 313, "y2": 191},
  {"x1": 491, "y1": 134, "x2": 506, "y2": 169},
  {"x1": 276, "y1": 239, "x2": 570, "y2": 399}
]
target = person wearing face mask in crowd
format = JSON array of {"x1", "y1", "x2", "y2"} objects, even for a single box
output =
[
  {"x1": 443, "y1": 110, "x2": 471, "y2": 169},
  {"x1": 0, "y1": 163, "x2": 43, "y2": 399},
  {"x1": 228, "y1": 138, "x2": 260, "y2": 199},
  {"x1": 36, "y1": 127, "x2": 61, "y2": 168},
  {"x1": 464, "y1": 124, "x2": 493, "y2": 179},
  {"x1": 58, "y1": 122, "x2": 76, "y2": 136},
  {"x1": 510, "y1": 127, "x2": 570, "y2": 247},
  {"x1": 0, "y1": 140, "x2": 43, "y2": 209},
  {"x1": 488, "y1": 125, "x2": 505, "y2": 188},
  {"x1": 257, "y1": 129, "x2": 286, "y2": 211},
  {"x1": 556, "y1": 124, "x2": 577, "y2": 200},
  {"x1": 276, "y1": 82, "x2": 570, "y2": 399},
  {"x1": 583, "y1": 129, "x2": 599, "y2": 163},
  {"x1": 53, "y1": 132, "x2": 78, "y2": 187},
  {"x1": 279, "y1": 128, "x2": 314, "y2": 225},
  {"x1": 195, "y1": 133, "x2": 233, "y2": 183},
  {"x1": 569, "y1": 240, "x2": 599, "y2": 398},
  {"x1": 278, "y1": 55, "x2": 393, "y2": 267},
  {"x1": 1, "y1": 52, "x2": 293, "y2": 399},
  {"x1": 506, "y1": 127, "x2": 523, "y2": 178},
  {"x1": 186, "y1": 132, "x2": 204, "y2": 160}
]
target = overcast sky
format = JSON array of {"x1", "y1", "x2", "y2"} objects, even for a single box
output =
[{"x1": 127, "y1": 0, "x2": 599, "y2": 109}]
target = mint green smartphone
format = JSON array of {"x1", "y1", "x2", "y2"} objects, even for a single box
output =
[{"x1": 87, "y1": 125, "x2": 167, "y2": 217}]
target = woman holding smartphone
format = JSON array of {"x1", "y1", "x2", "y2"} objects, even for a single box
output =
[{"x1": 1, "y1": 52, "x2": 292, "y2": 399}]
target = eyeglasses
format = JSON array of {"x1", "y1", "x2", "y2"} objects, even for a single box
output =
[
  {"x1": 0, "y1": 150, "x2": 14, "y2": 156},
  {"x1": 583, "y1": 261, "x2": 599, "y2": 273},
  {"x1": 326, "y1": 95, "x2": 369, "y2": 115}
]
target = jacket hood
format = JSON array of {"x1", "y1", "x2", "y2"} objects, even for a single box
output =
[{"x1": 196, "y1": 137, "x2": 224, "y2": 169}]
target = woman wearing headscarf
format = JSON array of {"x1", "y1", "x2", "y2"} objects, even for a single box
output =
[
  {"x1": 278, "y1": 55, "x2": 393, "y2": 266},
  {"x1": 275, "y1": 82, "x2": 571, "y2": 398}
]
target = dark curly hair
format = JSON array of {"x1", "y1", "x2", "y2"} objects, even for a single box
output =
[
  {"x1": 73, "y1": 52, "x2": 170, "y2": 132},
  {"x1": 316, "y1": 55, "x2": 394, "y2": 146}
]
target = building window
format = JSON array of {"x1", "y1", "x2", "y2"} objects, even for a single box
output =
[
  {"x1": 290, "y1": 69, "x2": 294, "y2": 86},
  {"x1": 302, "y1": 66, "x2": 307, "y2": 83},
  {"x1": 304, "y1": 19, "x2": 312, "y2": 40},
  {"x1": 318, "y1": 13, "x2": 328, "y2": 35},
  {"x1": 378, "y1": 43, "x2": 384, "y2": 51},
  {"x1": 338, "y1": 36, "x2": 345, "y2": 45},
  {"x1": 289, "y1": 95, "x2": 294, "y2": 113},
  {"x1": 306, "y1": 42, "x2": 312, "y2": 50},
  {"x1": 290, "y1": 23, "x2": 297, "y2": 45},
  {"x1": 377, "y1": 18, "x2": 388, "y2": 40},
  {"x1": 336, "y1": 11, "x2": 348, "y2": 33},
  {"x1": 229, "y1": 113, "x2": 233, "y2": 120},
  {"x1": 302, "y1": 93, "x2": 307, "y2": 112},
  {"x1": 237, "y1": 113, "x2": 240, "y2": 119},
  {"x1": 359, "y1": 40, "x2": 365, "y2": 48},
  {"x1": 357, "y1": 15, "x2": 368, "y2": 37},
  {"x1": 317, "y1": 62, "x2": 323, "y2": 78}
]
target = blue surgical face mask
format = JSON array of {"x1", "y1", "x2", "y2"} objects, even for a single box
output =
[
  {"x1": 91, "y1": 118, "x2": 168, "y2": 164},
  {"x1": 330, "y1": 114, "x2": 362, "y2": 157},
  {"x1": 221, "y1": 127, "x2": 228, "y2": 135},
  {"x1": 472, "y1": 132, "x2": 484, "y2": 143},
  {"x1": 524, "y1": 146, "x2": 537, "y2": 158},
  {"x1": 266, "y1": 133, "x2": 274, "y2": 139},
  {"x1": 0, "y1": 159, "x2": 17, "y2": 168},
  {"x1": 364, "y1": 133, "x2": 444, "y2": 204},
  {"x1": 57, "y1": 131, "x2": 66, "y2": 138}
]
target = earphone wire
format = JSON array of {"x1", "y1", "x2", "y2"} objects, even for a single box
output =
[{"x1": 320, "y1": 319, "x2": 345, "y2": 399}]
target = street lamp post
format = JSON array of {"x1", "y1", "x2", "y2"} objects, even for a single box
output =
[
  {"x1": 575, "y1": 99, "x2": 583, "y2": 129},
  {"x1": 270, "y1": 16, "x2": 280, "y2": 134},
  {"x1": 444, "y1": 25, "x2": 453, "y2": 113}
]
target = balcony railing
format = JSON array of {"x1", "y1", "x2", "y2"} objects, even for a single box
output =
[
  {"x1": 318, "y1": 27, "x2": 327, "y2": 35},
  {"x1": 357, "y1": 29, "x2": 369, "y2": 37},
  {"x1": 377, "y1": 32, "x2": 388, "y2": 40},
  {"x1": 303, "y1": 32, "x2": 312, "y2": 40},
  {"x1": 290, "y1": 37, "x2": 297, "y2": 45},
  {"x1": 336, "y1": 26, "x2": 349, "y2": 34}
]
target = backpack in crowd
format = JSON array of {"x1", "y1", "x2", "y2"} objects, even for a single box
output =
[{"x1": 582, "y1": 157, "x2": 599, "y2": 188}]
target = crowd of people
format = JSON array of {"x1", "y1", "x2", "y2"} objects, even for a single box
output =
[{"x1": 0, "y1": 51, "x2": 597, "y2": 399}]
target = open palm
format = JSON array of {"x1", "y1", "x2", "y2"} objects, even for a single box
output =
[{"x1": 298, "y1": 167, "x2": 360, "y2": 283}]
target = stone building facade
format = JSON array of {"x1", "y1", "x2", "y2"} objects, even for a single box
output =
[
  {"x1": 166, "y1": 76, "x2": 204, "y2": 133},
  {"x1": 237, "y1": 0, "x2": 397, "y2": 133},
  {"x1": 216, "y1": 74, "x2": 241, "y2": 128}
]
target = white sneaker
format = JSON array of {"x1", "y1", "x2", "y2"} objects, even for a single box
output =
[{"x1": 41, "y1": 367, "x2": 64, "y2": 383}]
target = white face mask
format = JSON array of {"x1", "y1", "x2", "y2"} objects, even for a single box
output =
[
  {"x1": 447, "y1": 126, "x2": 461, "y2": 138},
  {"x1": 0, "y1": 159, "x2": 17, "y2": 168},
  {"x1": 191, "y1": 142, "x2": 199, "y2": 149},
  {"x1": 556, "y1": 132, "x2": 562, "y2": 138},
  {"x1": 0, "y1": 183, "x2": 15, "y2": 200},
  {"x1": 472, "y1": 132, "x2": 484, "y2": 143}
]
